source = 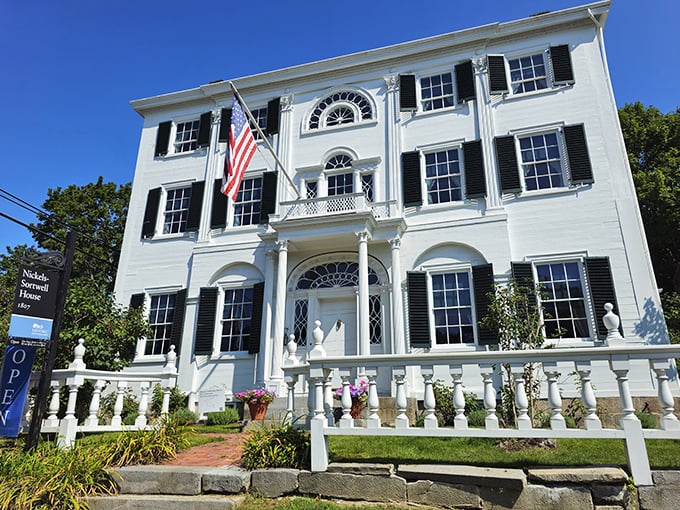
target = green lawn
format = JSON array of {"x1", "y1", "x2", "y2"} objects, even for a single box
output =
[{"x1": 328, "y1": 436, "x2": 680, "y2": 470}]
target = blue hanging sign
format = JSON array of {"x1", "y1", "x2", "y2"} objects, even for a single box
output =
[{"x1": 0, "y1": 345, "x2": 38, "y2": 437}]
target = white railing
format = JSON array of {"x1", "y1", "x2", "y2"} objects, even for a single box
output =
[
  {"x1": 277, "y1": 194, "x2": 396, "y2": 221},
  {"x1": 282, "y1": 313, "x2": 680, "y2": 486},
  {"x1": 26, "y1": 338, "x2": 178, "y2": 448}
]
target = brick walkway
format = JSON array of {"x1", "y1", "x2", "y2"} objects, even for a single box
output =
[{"x1": 162, "y1": 432, "x2": 248, "y2": 467}]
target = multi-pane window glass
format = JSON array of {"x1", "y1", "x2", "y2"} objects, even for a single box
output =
[
  {"x1": 509, "y1": 54, "x2": 548, "y2": 94},
  {"x1": 425, "y1": 149, "x2": 462, "y2": 204},
  {"x1": 431, "y1": 272, "x2": 474, "y2": 345},
  {"x1": 420, "y1": 73, "x2": 454, "y2": 111},
  {"x1": 361, "y1": 174, "x2": 374, "y2": 202},
  {"x1": 163, "y1": 187, "x2": 191, "y2": 234},
  {"x1": 309, "y1": 91, "x2": 373, "y2": 129},
  {"x1": 327, "y1": 173, "x2": 353, "y2": 196},
  {"x1": 233, "y1": 177, "x2": 262, "y2": 226},
  {"x1": 519, "y1": 133, "x2": 563, "y2": 191},
  {"x1": 221, "y1": 288, "x2": 253, "y2": 352},
  {"x1": 369, "y1": 294, "x2": 382, "y2": 344},
  {"x1": 536, "y1": 262, "x2": 589, "y2": 339},
  {"x1": 147, "y1": 294, "x2": 175, "y2": 355},
  {"x1": 326, "y1": 107, "x2": 354, "y2": 127},
  {"x1": 174, "y1": 120, "x2": 200, "y2": 153},
  {"x1": 249, "y1": 107, "x2": 267, "y2": 141},
  {"x1": 305, "y1": 181, "x2": 318, "y2": 199},
  {"x1": 325, "y1": 154, "x2": 352, "y2": 170},
  {"x1": 293, "y1": 299, "x2": 308, "y2": 346},
  {"x1": 295, "y1": 262, "x2": 380, "y2": 289}
]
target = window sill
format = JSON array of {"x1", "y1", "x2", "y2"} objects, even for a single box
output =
[
  {"x1": 505, "y1": 184, "x2": 588, "y2": 201},
  {"x1": 414, "y1": 103, "x2": 465, "y2": 118},
  {"x1": 544, "y1": 338, "x2": 597, "y2": 349},
  {"x1": 155, "y1": 147, "x2": 207, "y2": 160},
  {"x1": 301, "y1": 119, "x2": 378, "y2": 137},
  {"x1": 146, "y1": 231, "x2": 197, "y2": 241},
  {"x1": 133, "y1": 354, "x2": 168, "y2": 364},
  {"x1": 210, "y1": 351, "x2": 255, "y2": 361},
  {"x1": 499, "y1": 84, "x2": 573, "y2": 103}
]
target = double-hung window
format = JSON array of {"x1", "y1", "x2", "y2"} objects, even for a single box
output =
[
  {"x1": 420, "y1": 72, "x2": 455, "y2": 111},
  {"x1": 327, "y1": 173, "x2": 354, "y2": 196},
  {"x1": 233, "y1": 177, "x2": 262, "y2": 226},
  {"x1": 536, "y1": 261, "x2": 589, "y2": 339},
  {"x1": 147, "y1": 294, "x2": 176, "y2": 355},
  {"x1": 221, "y1": 287, "x2": 254, "y2": 352},
  {"x1": 519, "y1": 132, "x2": 563, "y2": 191},
  {"x1": 249, "y1": 107, "x2": 267, "y2": 141},
  {"x1": 431, "y1": 271, "x2": 475, "y2": 345},
  {"x1": 508, "y1": 54, "x2": 548, "y2": 94},
  {"x1": 163, "y1": 186, "x2": 192, "y2": 234},
  {"x1": 424, "y1": 149, "x2": 463, "y2": 204},
  {"x1": 174, "y1": 120, "x2": 200, "y2": 153}
]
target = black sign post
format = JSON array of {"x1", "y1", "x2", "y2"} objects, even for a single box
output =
[{"x1": 24, "y1": 230, "x2": 76, "y2": 451}]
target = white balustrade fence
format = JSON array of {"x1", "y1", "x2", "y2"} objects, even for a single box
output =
[
  {"x1": 26, "y1": 338, "x2": 178, "y2": 448},
  {"x1": 278, "y1": 194, "x2": 396, "y2": 221},
  {"x1": 282, "y1": 316, "x2": 680, "y2": 487}
]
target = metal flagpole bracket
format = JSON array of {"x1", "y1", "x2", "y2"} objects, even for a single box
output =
[{"x1": 22, "y1": 248, "x2": 67, "y2": 270}]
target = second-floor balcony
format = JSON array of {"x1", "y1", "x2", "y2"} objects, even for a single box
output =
[{"x1": 273, "y1": 193, "x2": 398, "y2": 223}]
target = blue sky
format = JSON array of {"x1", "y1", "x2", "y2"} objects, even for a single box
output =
[{"x1": 0, "y1": 0, "x2": 677, "y2": 252}]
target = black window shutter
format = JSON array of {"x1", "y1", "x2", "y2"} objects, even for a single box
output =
[
  {"x1": 155, "y1": 121, "x2": 172, "y2": 157},
  {"x1": 248, "y1": 282, "x2": 265, "y2": 354},
  {"x1": 550, "y1": 45, "x2": 574, "y2": 85},
  {"x1": 218, "y1": 108, "x2": 232, "y2": 143},
  {"x1": 260, "y1": 172, "x2": 278, "y2": 222},
  {"x1": 194, "y1": 287, "x2": 218, "y2": 355},
  {"x1": 402, "y1": 151, "x2": 422, "y2": 207},
  {"x1": 169, "y1": 289, "x2": 187, "y2": 355},
  {"x1": 564, "y1": 124, "x2": 593, "y2": 184},
  {"x1": 185, "y1": 181, "x2": 205, "y2": 232},
  {"x1": 511, "y1": 262, "x2": 537, "y2": 314},
  {"x1": 210, "y1": 178, "x2": 228, "y2": 229},
  {"x1": 487, "y1": 55, "x2": 508, "y2": 94},
  {"x1": 495, "y1": 136, "x2": 522, "y2": 193},
  {"x1": 265, "y1": 97, "x2": 281, "y2": 135},
  {"x1": 455, "y1": 60, "x2": 476, "y2": 102},
  {"x1": 472, "y1": 264, "x2": 497, "y2": 345},
  {"x1": 141, "y1": 187, "x2": 161, "y2": 239},
  {"x1": 585, "y1": 257, "x2": 621, "y2": 340},
  {"x1": 407, "y1": 271, "x2": 430, "y2": 348},
  {"x1": 463, "y1": 140, "x2": 486, "y2": 198},
  {"x1": 399, "y1": 74, "x2": 417, "y2": 111},
  {"x1": 197, "y1": 111, "x2": 212, "y2": 148},
  {"x1": 129, "y1": 293, "x2": 145, "y2": 310}
]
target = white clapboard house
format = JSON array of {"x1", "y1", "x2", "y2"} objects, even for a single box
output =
[{"x1": 114, "y1": 0, "x2": 669, "y2": 409}]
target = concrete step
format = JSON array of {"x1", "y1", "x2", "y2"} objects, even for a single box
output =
[{"x1": 87, "y1": 494, "x2": 240, "y2": 510}]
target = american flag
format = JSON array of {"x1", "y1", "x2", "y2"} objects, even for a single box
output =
[{"x1": 221, "y1": 96, "x2": 257, "y2": 201}]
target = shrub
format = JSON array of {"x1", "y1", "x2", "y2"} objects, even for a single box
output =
[
  {"x1": 432, "y1": 380, "x2": 480, "y2": 426},
  {"x1": 150, "y1": 384, "x2": 188, "y2": 416},
  {"x1": 206, "y1": 407, "x2": 240, "y2": 425},
  {"x1": 241, "y1": 422, "x2": 310, "y2": 470},
  {"x1": 169, "y1": 407, "x2": 199, "y2": 425},
  {"x1": 467, "y1": 409, "x2": 487, "y2": 428},
  {"x1": 99, "y1": 388, "x2": 139, "y2": 425},
  {"x1": 636, "y1": 410, "x2": 657, "y2": 429}
]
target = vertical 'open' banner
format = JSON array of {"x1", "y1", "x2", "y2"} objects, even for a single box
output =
[{"x1": 0, "y1": 345, "x2": 37, "y2": 437}]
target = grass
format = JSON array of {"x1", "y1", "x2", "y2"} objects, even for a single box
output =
[
  {"x1": 328, "y1": 436, "x2": 680, "y2": 470},
  {"x1": 234, "y1": 495, "x2": 434, "y2": 509}
]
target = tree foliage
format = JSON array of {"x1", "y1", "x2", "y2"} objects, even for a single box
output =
[
  {"x1": 0, "y1": 178, "x2": 146, "y2": 370},
  {"x1": 619, "y1": 102, "x2": 680, "y2": 293}
]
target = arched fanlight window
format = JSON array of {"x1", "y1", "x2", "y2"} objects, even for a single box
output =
[
  {"x1": 309, "y1": 91, "x2": 373, "y2": 130},
  {"x1": 325, "y1": 154, "x2": 353, "y2": 169},
  {"x1": 295, "y1": 261, "x2": 380, "y2": 290}
]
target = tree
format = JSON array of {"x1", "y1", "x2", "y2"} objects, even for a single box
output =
[
  {"x1": 618, "y1": 103, "x2": 680, "y2": 293},
  {"x1": 480, "y1": 279, "x2": 545, "y2": 426},
  {"x1": 0, "y1": 178, "x2": 148, "y2": 370}
]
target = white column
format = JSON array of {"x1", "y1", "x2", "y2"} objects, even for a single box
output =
[
  {"x1": 356, "y1": 231, "x2": 371, "y2": 356},
  {"x1": 472, "y1": 57, "x2": 502, "y2": 210},
  {"x1": 383, "y1": 74, "x2": 401, "y2": 205},
  {"x1": 199, "y1": 109, "x2": 223, "y2": 241},
  {"x1": 278, "y1": 94, "x2": 296, "y2": 201},
  {"x1": 271, "y1": 240, "x2": 288, "y2": 383},
  {"x1": 389, "y1": 237, "x2": 404, "y2": 354},
  {"x1": 258, "y1": 249, "x2": 276, "y2": 386}
]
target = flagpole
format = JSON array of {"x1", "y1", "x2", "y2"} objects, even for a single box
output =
[{"x1": 228, "y1": 81, "x2": 300, "y2": 199}]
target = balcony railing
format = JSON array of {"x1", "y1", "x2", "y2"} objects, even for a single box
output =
[{"x1": 276, "y1": 194, "x2": 396, "y2": 222}]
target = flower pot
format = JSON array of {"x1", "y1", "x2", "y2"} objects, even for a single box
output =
[
  {"x1": 350, "y1": 399, "x2": 363, "y2": 419},
  {"x1": 248, "y1": 402, "x2": 269, "y2": 420}
]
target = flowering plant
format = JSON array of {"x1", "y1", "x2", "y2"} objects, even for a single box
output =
[
  {"x1": 333, "y1": 380, "x2": 368, "y2": 404},
  {"x1": 234, "y1": 387, "x2": 277, "y2": 405}
]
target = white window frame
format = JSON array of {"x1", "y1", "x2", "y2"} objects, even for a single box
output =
[
  {"x1": 229, "y1": 174, "x2": 264, "y2": 228},
  {"x1": 525, "y1": 254, "x2": 596, "y2": 347},
  {"x1": 419, "y1": 71, "x2": 456, "y2": 112},
  {"x1": 304, "y1": 89, "x2": 377, "y2": 134},
  {"x1": 215, "y1": 284, "x2": 256, "y2": 356},
  {"x1": 158, "y1": 182, "x2": 194, "y2": 237},
  {"x1": 249, "y1": 106, "x2": 267, "y2": 141},
  {"x1": 172, "y1": 118, "x2": 200, "y2": 154},
  {"x1": 425, "y1": 264, "x2": 478, "y2": 349},
  {"x1": 507, "y1": 51, "x2": 550, "y2": 95},
  {"x1": 422, "y1": 146, "x2": 465, "y2": 205},
  {"x1": 135, "y1": 285, "x2": 182, "y2": 360}
]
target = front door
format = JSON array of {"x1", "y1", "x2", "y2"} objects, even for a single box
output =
[{"x1": 319, "y1": 296, "x2": 357, "y2": 357}]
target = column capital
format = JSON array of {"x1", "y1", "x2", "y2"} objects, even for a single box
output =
[
  {"x1": 389, "y1": 236, "x2": 401, "y2": 249},
  {"x1": 281, "y1": 94, "x2": 295, "y2": 112},
  {"x1": 473, "y1": 56, "x2": 488, "y2": 75},
  {"x1": 355, "y1": 230, "x2": 371, "y2": 243},
  {"x1": 383, "y1": 74, "x2": 399, "y2": 92},
  {"x1": 276, "y1": 240, "x2": 289, "y2": 251}
]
